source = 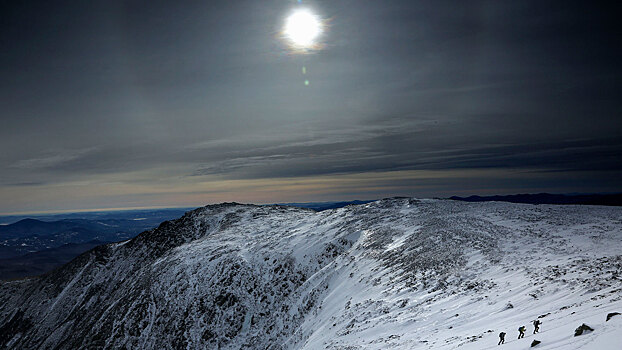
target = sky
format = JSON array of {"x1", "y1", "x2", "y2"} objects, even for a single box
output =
[{"x1": 1, "y1": 0, "x2": 621, "y2": 214}]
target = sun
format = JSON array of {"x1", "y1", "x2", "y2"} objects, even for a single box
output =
[{"x1": 283, "y1": 9, "x2": 322, "y2": 49}]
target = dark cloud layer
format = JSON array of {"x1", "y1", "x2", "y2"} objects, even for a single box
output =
[{"x1": 1, "y1": 0, "x2": 621, "y2": 213}]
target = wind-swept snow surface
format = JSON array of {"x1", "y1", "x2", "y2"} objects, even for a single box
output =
[{"x1": 1, "y1": 199, "x2": 621, "y2": 349}]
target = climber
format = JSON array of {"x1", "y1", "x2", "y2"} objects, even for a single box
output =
[
  {"x1": 518, "y1": 325, "x2": 526, "y2": 339},
  {"x1": 498, "y1": 331, "x2": 506, "y2": 345},
  {"x1": 533, "y1": 319, "x2": 541, "y2": 334}
]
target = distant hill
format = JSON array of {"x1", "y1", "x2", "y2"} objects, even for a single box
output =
[
  {"x1": 0, "y1": 218, "x2": 82, "y2": 240},
  {"x1": 450, "y1": 193, "x2": 622, "y2": 206},
  {"x1": 0, "y1": 218, "x2": 134, "y2": 255},
  {"x1": 0, "y1": 207, "x2": 194, "y2": 226}
]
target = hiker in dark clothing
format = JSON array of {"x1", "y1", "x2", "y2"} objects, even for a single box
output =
[
  {"x1": 533, "y1": 319, "x2": 541, "y2": 334},
  {"x1": 498, "y1": 332, "x2": 506, "y2": 345},
  {"x1": 518, "y1": 325, "x2": 526, "y2": 339}
]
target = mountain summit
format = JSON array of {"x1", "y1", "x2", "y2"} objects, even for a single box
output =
[{"x1": 1, "y1": 199, "x2": 621, "y2": 349}]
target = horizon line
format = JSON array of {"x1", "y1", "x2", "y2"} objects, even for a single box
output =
[
  {"x1": 3, "y1": 192, "x2": 619, "y2": 217},
  {"x1": 0, "y1": 205, "x2": 197, "y2": 218}
]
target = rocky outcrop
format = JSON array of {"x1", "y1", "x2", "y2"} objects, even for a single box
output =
[{"x1": 574, "y1": 323, "x2": 594, "y2": 336}]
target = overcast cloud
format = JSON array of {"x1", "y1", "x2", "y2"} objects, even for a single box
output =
[{"x1": 1, "y1": 0, "x2": 621, "y2": 213}]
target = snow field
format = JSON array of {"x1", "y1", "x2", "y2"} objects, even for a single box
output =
[{"x1": 0, "y1": 199, "x2": 621, "y2": 349}]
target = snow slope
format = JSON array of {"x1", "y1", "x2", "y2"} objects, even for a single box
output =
[{"x1": 0, "y1": 199, "x2": 621, "y2": 349}]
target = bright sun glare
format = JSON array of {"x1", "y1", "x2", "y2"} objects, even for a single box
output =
[{"x1": 284, "y1": 9, "x2": 322, "y2": 48}]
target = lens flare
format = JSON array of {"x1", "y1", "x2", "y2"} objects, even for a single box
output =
[{"x1": 283, "y1": 9, "x2": 322, "y2": 49}]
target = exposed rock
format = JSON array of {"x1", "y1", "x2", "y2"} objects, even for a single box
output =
[
  {"x1": 531, "y1": 339, "x2": 541, "y2": 347},
  {"x1": 0, "y1": 311, "x2": 32, "y2": 345},
  {"x1": 606, "y1": 312, "x2": 620, "y2": 321},
  {"x1": 574, "y1": 323, "x2": 594, "y2": 336}
]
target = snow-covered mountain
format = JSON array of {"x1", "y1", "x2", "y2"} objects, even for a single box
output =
[{"x1": 1, "y1": 198, "x2": 621, "y2": 349}]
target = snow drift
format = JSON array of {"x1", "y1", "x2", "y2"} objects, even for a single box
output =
[{"x1": 1, "y1": 198, "x2": 621, "y2": 349}]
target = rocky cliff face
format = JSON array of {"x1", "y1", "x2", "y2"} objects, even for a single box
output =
[{"x1": 1, "y1": 199, "x2": 621, "y2": 349}]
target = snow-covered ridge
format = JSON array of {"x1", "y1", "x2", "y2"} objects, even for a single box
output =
[{"x1": 0, "y1": 198, "x2": 621, "y2": 349}]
